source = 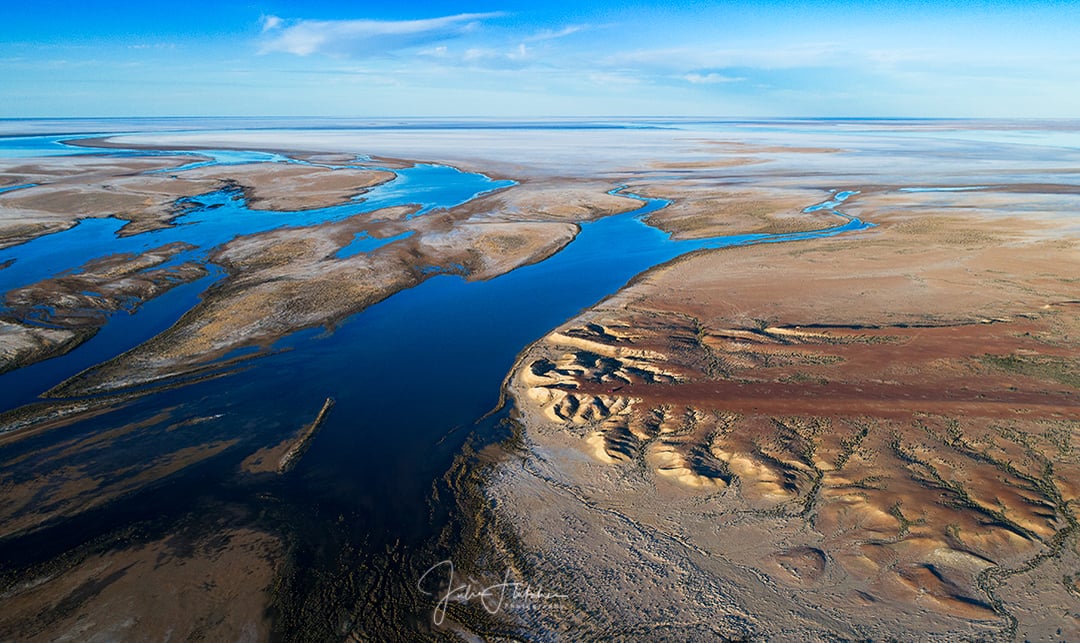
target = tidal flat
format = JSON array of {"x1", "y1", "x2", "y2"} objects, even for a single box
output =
[{"x1": 0, "y1": 120, "x2": 1077, "y2": 641}]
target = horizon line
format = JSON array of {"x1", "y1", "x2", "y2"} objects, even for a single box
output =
[{"x1": 3, "y1": 115, "x2": 1080, "y2": 123}]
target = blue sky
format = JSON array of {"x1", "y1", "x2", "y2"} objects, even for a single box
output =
[{"x1": 1, "y1": 1, "x2": 1078, "y2": 118}]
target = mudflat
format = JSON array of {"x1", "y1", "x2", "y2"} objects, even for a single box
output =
[{"x1": 0, "y1": 122, "x2": 1077, "y2": 640}]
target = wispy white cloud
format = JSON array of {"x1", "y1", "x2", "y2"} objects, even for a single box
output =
[
  {"x1": 587, "y1": 72, "x2": 641, "y2": 88},
  {"x1": 682, "y1": 72, "x2": 744, "y2": 84},
  {"x1": 419, "y1": 42, "x2": 534, "y2": 70},
  {"x1": 524, "y1": 26, "x2": 584, "y2": 43},
  {"x1": 259, "y1": 13, "x2": 503, "y2": 58},
  {"x1": 127, "y1": 43, "x2": 178, "y2": 51},
  {"x1": 607, "y1": 40, "x2": 1078, "y2": 81},
  {"x1": 463, "y1": 48, "x2": 493, "y2": 62},
  {"x1": 418, "y1": 45, "x2": 450, "y2": 59},
  {"x1": 260, "y1": 15, "x2": 283, "y2": 34},
  {"x1": 606, "y1": 43, "x2": 846, "y2": 72}
]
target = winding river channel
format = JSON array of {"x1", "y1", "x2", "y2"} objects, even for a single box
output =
[{"x1": 0, "y1": 133, "x2": 871, "y2": 636}]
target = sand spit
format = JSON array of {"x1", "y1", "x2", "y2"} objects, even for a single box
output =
[
  {"x1": 178, "y1": 163, "x2": 394, "y2": 212},
  {"x1": 450, "y1": 179, "x2": 643, "y2": 222},
  {"x1": 240, "y1": 397, "x2": 334, "y2": 475},
  {"x1": 418, "y1": 220, "x2": 578, "y2": 281},
  {"x1": 0, "y1": 156, "x2": 220, "y2": 244},
  {"x1": 639, "y1": 183, "x2": 843, "y2": 238},
  {"x1": 0, "y1": 322, "x2": 82, "y2": 377},
  {"x1": 1, "y1": 243, "x2": 208, "y2": 374},
  {"x1": 278, "y1": 397, "x2": 334, "y2": 474}
]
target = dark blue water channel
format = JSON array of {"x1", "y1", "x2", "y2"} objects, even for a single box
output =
[{"x1": 0, "y1": 134, "x2": 871, "y2": 634}]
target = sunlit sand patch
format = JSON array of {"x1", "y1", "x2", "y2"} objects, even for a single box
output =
[
  {"x1": 179, "y1": 162, "x2": 394, "y2": 211},
  {"x1": 546, "y1": 331, "x2": 669, "y2": 362},
  {"x1": 417, "y1": 220, "x2": 577, "y2": 280},
  {"x1": 585, "y1": 414, "x2": 640, "y2": 464},
  {"x1": 708, "y1": 443, "x2": 795, "y2": 503},
  {"x1": 647, "y1": 440, "x2": 728, "y2": 490},
  {"x1": 0, "y1": 321, "x2": 78, "y2": 375}
]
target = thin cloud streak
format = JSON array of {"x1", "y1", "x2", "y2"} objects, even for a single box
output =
[
  {"x1": 605, "y1": 43, "x2": 847, "y2": 72},
  {"x1": 524, "y1": 26, "x2": 584, "y2": 42},
  {"x1": 683, "y1": 73, "x2": 744, "y2": 84},
  {"x1": 259, "y1": 13, "x2": 504, "y2": 58}
]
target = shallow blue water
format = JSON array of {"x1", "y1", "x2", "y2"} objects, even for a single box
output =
[
  {"x1": 0, "y1": 134, "x2": 106, "y2": 157},
  {"x1": 0, "y1": 163, "x2": 514, "y2": 294},
  {"x1": 336, "y1": 230, "x2": 415, "y2": 259},
  {"x1": 0, "y1": 267, "x2": 225, "y2": 408},
  {"x1": 146, "y1": 148, "x2": 293, "y2": 172},
  {"x1": 358, "y1": 163, "x2": 512, "y2": 216},
  {"x1": 899, "y1": 186, "x2": 988, "y2": 192},
  {"x1": 802, "y1": 189, "x2": 859, "y2": 212}
]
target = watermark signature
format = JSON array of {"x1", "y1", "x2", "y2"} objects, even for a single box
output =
[{"x1": 418, "y1": 560, "x2": 568, "y2": 626}]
